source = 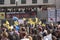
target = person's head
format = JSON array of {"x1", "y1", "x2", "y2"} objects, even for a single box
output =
[
  {"x1": 43, "y1": 29, "x2": 48, "y2": 35},
  {"x1": 2, "y1": 32, "x2": 8, "y2": 38},
  {"x1": 2, "y1": 28, "x2": 7, "y2": 32},
  {"x1": 22, "y1": 32, "x2": 28, "y2": 38},
  {"x1": 21, "y1": 27, "x2": 26, "y2": 31}
]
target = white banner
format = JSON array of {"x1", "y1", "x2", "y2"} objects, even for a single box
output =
[
  {"x1": 48, "y1": 8, "x2": 55, "y2": 22},
  {"x1": 57, "y1": 9, "x2": 60, "y2": 21}
]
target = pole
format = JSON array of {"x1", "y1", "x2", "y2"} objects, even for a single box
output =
[
  {"x1": 5, "y1": 8, "x2": 7, "y2": 19},
  {"x1": 16, "y1": 1, "x2": 18, "y2": 6},
  {"x1": 55, "y1": 0, "x2": 57, "y2": 23},
  {"x1": 16, "y1": 0, "x2": 18, "y2": 11}
]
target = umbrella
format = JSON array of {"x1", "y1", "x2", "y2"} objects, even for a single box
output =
[{"x1": 12, "y1": 16, "x2": 18, "y2": 21}]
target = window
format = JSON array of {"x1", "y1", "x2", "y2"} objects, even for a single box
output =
[
  {"x1": 10, "y1": 0, "x2": 15, "y2": 4},
  {"x1": 32, "y1": 0, "x2": 37, "y2": 4},
  {"x1": 43, "y1": 0, "x2": 48, "y2": 3},
  {"x1": 21, "y1": 0, "x2": 26, "y2": 4},
  {"x1": 0, "y1": 0, "x2": 4, "y2": 4}
]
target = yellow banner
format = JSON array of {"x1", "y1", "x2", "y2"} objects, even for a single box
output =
[{"x1": 0, "y1": 12, "x2": 5, "y2": 19}]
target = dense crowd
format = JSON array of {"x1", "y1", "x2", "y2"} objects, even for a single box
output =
[{"x1": 0, "y1": 19, "x2": 60, "y2": 40}]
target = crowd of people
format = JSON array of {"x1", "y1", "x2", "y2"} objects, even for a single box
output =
[
  {"x1": 0, "y1": 8, "x2": 37, "y2": 13},
  {"x1": 0, "y1": 18, "x2": 60, "y2": 40}
]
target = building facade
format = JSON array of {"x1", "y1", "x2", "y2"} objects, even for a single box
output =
[
  {"x1": 0, "y1": 0, "x2": 56, "y2": 22},
  {"x1": 0, "y1": 0, "x2": 55, "y2": 7},
  {"x1": 56, "y1": 0, "x2": 60, "y2": 9}
]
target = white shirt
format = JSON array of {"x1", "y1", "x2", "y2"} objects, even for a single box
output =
[
  {"x1": 21, "y1": 38, "x2": 29, "y2": 40},
  {"x1": 43, "y1": 34, "x2": 52, "y2": 40}
]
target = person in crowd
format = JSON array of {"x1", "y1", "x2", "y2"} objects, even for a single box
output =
[
  {"x1": 1, "y1": 18, "x2": 60, "y2": 40},
  {"x1": 0, "y1": 27, "x2": 2, "y2": 40},
  {"x1": 1, "y1": 32, "x2": 9, "y2": 40},
  {"x1": 20, "y1": 32, "x2": 32, "y2": 40}
]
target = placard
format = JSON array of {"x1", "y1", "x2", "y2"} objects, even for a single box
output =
[
  {"x1": 0, "y1": 12, "x2": 5, "y2": 19},
  {"x1": 18, "y1": 19, "x2": 24, "y2": 24}
]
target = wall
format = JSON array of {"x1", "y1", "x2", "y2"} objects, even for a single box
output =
[
  {"x1": 56, "y1": 0, "x2": 60, "y2": 9},
  {"x1": 0, "y1": 0, "x2": 55, "y2": 7}
]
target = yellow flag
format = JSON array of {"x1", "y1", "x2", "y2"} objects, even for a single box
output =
[
  {"x1": 39, "y1": 21, "x2": 42, "y2": 25},
  {"x1": 42, "y1": 23, "x2": 46, "y2": 27},
  {"x1": 14, "y1": 21, "x2": 19, "y2": 26},
  {"x1": 3, "y1": 23, "x2": 6, "y2": 27},
  {"x1": 35, "y1": 17, "x2": 38, "y2": 23},
  {"x1": 27, "y1": 21, "x2": 30, "y2": 23},
  {"x1": 6, "y1": 21, "x2": 9, "y2": 25},
  {"x1": 5, "y1": 24, "x2": 11, "y2": 30},
  {"x1": 23, "y1": 18, "x2": 26, "y2": 21}
]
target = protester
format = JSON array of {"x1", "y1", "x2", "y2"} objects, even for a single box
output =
[
  {"x1": 1, "y1": 32, "x2": 9, "y2": 40},
  {"x1": 1, "y1": 18, "x2": 60, "y2": 40}
]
